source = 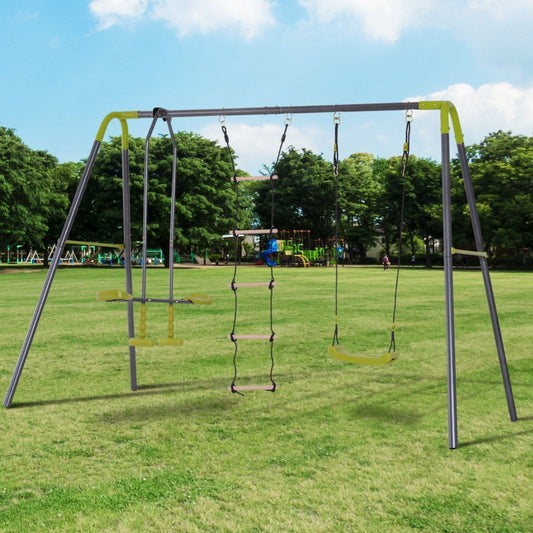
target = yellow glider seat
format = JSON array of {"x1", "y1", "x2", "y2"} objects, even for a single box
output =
[{"x1": 96, "y1": 289, "x2": 133, "y2": 301}]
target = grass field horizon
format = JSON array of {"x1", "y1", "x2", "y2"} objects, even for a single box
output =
[{"x1": 1, "y1": 266, "x2": 531, "y2": 531}]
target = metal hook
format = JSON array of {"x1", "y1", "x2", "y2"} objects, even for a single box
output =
[
  {"x1": 285, "y1": 113, "x2": 293, "y2": 125},
  {"x1": 218, "y1": 115, "x2": 226, "y2": 125},
  {"x1": 405, "y1": 108, "x2": 414, "y2": 123},
  {"x1": 333, "y1": 111, "x2": 341, "y2": 124}
]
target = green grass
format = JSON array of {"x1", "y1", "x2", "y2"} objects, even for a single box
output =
[{"x1": 0, "y1": 265, "x2": 532, "y2": 532}]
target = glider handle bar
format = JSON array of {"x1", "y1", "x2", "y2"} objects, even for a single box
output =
[
  {"x1": 129, "y1": 304, "x2": 154, "y2": 347},
  {"x1": 158, "y1": 305, "x2": 184, "y2": 347},
  {"x1": 451, "y1": 247, "x2": 488, "y2": 258}
]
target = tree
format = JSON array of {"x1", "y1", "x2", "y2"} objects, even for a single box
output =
[
  {"x1": 452, "y1": 131, "x2": 533, "y2": 256},
  {"x1": 0, "y1": 127, "x2": 71, "y2": 254},
  {"x1": 71, "y1": 132, "x2": 242, "y2": 266},
  {"x1": 337, "y1": 152, "x2": 382, "y2": 261},
  {"x1": 376, "y1": 155, "x2": 441, "y2": 265},
  {"x1": 253, "y1": 147, "x2": 335, "y2": 242}
]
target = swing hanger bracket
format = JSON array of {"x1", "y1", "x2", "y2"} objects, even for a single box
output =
[{"x1": 152, "y1": 107, "x2": 170, "y2": 120}]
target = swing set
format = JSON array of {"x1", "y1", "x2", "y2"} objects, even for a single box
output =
[{"x1": 3, "y1": 102, "x2": 517, "y2": 449}]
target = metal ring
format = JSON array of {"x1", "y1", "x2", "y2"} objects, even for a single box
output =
[{"x1": 333, "y1": 111, "x2": 341, "y2": 124}]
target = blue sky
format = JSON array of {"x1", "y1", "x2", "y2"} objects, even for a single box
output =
[{"x1": 1, "y1": 0, "x2": 533, "y2": 173}]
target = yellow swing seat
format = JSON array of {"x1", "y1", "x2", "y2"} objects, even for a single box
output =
[{"x1": 328, "y1": 344, "x2": 398, "y2": 366}]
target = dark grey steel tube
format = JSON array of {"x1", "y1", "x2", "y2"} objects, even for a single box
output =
[
  {"x1": 3, "y1": 140, "x2": 102, "y2": 407},
  {"x1": 457, "y1": 143, "x2": 517, "y2": 421},
  {"x1": 121, "y1": 147, "x2": 138, "y2": 391},
  {"x1": 441, "y1": 133, "x2": 458, "y2": 449},
  {"x1": 137, "y1": 102, "x2": 420, "y2": 120}
]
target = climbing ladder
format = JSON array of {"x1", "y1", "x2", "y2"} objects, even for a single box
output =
[{"x1": 222, "y1": 118, "x2": 290, "y2": 393}]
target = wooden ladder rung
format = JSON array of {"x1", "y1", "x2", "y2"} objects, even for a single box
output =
[
  {"x1": 228, "y1": 334, "x2": 278, "y2": 340},
  {"x1": 232, "y1": 229, "x2": 278, "y2": 235},
  {"x1": 228, "y1": 282, "x2": 277, "y2": 288},
  {"x1": 235, "y1": 175, "x2": 278, "y2": 182},
  {"x1": 228, "y1": 385, "x2": 277, "y2": 391}
]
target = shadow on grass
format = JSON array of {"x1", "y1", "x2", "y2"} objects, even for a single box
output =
[
  {"x1": 458, "y1": 424, "x2": 533, "y2": 448},
  {"x1": 8, "y1": 377, "x2": 227, "y2": 409},
  {"x1": 8, "y1": 373, "x2": 287, "y2": 410}
]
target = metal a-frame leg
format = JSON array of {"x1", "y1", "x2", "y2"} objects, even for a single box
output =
[
  {"x1": 3, "y1": 141, "x2": 102, "y2": 407},
  {"x1": 441, "y1": 133, "x2": 458, "y2": 448},
  {"x1": 456, "y1": 142, "x2": 517, "y2": 423},
  {"x1": 441, "y1": 132, "x2": 518, "y2": 448},
  {"x1": 121, "y1": 147, "x2": 137, "y2": 391}
]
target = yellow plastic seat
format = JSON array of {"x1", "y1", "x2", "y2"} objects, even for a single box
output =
[
  {"x1": 184, "y1": 293, "x2": 213, "y2": 305},
  {"x1": 328, "y1": 344, "x2": 398, "y2": 365},
  {"x1": 96, "y1": 289, "x2": 133, "y2": 301}
]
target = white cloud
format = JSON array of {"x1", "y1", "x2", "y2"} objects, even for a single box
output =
[
  {"x1": 298, "y1": 0, "x2": 426, "y2": 43},
  {"x1": 298, "y1": 0, "x2": 533, "y2": 53},
  {"x1": 89, "y1": 0, "x2": 149, "y2": 30},
  {"x1": 200, "y1": 122, "x2": 324, "y2": 174},
  {"x1": 408, "y1": 82, "x2": 533, "y2": 155},
  {"x1": 89, "y1": 0, "x2": 276, "y2": 39}
]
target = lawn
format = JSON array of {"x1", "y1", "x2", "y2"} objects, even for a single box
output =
[{"x1": 0, "y1": 265, "x2": 531, "y2": 532}]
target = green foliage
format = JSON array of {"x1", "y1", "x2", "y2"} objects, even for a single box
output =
[
  {"x1": 72, "y1": 133, "x2": 240, "y2": 264},
  {"x1": 453, "y1": 131, "x2": 533, "y2": 256},
  {"x1": 3, "y1": 125, "x2": 533, "y2": 265},
  {"x1": 253, "y1": 147, "x2": 335, "y2": 241},
  {"x1": 0, "y1": 127, "x2": 77, "y2": 250}
]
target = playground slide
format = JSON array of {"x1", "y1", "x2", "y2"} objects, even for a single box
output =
[{"x1": 260, "y1": 239, "x2": 278, "y2": 266}]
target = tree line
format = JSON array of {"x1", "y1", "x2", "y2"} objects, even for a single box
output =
[{"x1": 1, "y1": 126, "x2": 532, "y2": 267}]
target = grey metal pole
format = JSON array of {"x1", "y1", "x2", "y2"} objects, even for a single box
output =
[
  {"x1": 121, "y1": 147, "x2": 137, "y2": 391},
  {"x1": 3, "y1": 140, "x2": 102, "y2": 407},
  {"x1": 441, "y1": 132, "x2": 458, "y2": 449},
  {"x1": 456, "y1": 143, "x2": 517, "y2": 421},
  {"x1": 136, "y1": 102, "x2": 420, "y2": 120},
  {"x1": 141, "y1": 116, "x2": 159, "y2": 299},
  {"x1": 165, "y1": 115, "x2": 178, "y2": 299}
]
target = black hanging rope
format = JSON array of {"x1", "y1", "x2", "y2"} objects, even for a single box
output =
[
  {"x1": 331, "y1": 111, "x2": 412, "y2": 354},
  {"x1": 388, "y1": 112, "x2": 412, "y2": 353}
]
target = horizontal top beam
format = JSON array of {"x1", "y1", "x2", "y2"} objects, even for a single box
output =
[{"x1": 138, "y1": 102, "x2": 422, "y2": 120}]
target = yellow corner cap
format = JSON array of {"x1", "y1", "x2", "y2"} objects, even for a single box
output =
[
  {"x1": 184, "y1": 293, "x2": 213, "y2": 305},
  {"x1": 96, "y1": 289, "x2": 133, "y2": 301},
  {"x1": 328, "y1": 345, "x2": 397, "y2": 365},
  {"x1": 418, "y1": 101, "x2": 443, "y2": 110}
]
